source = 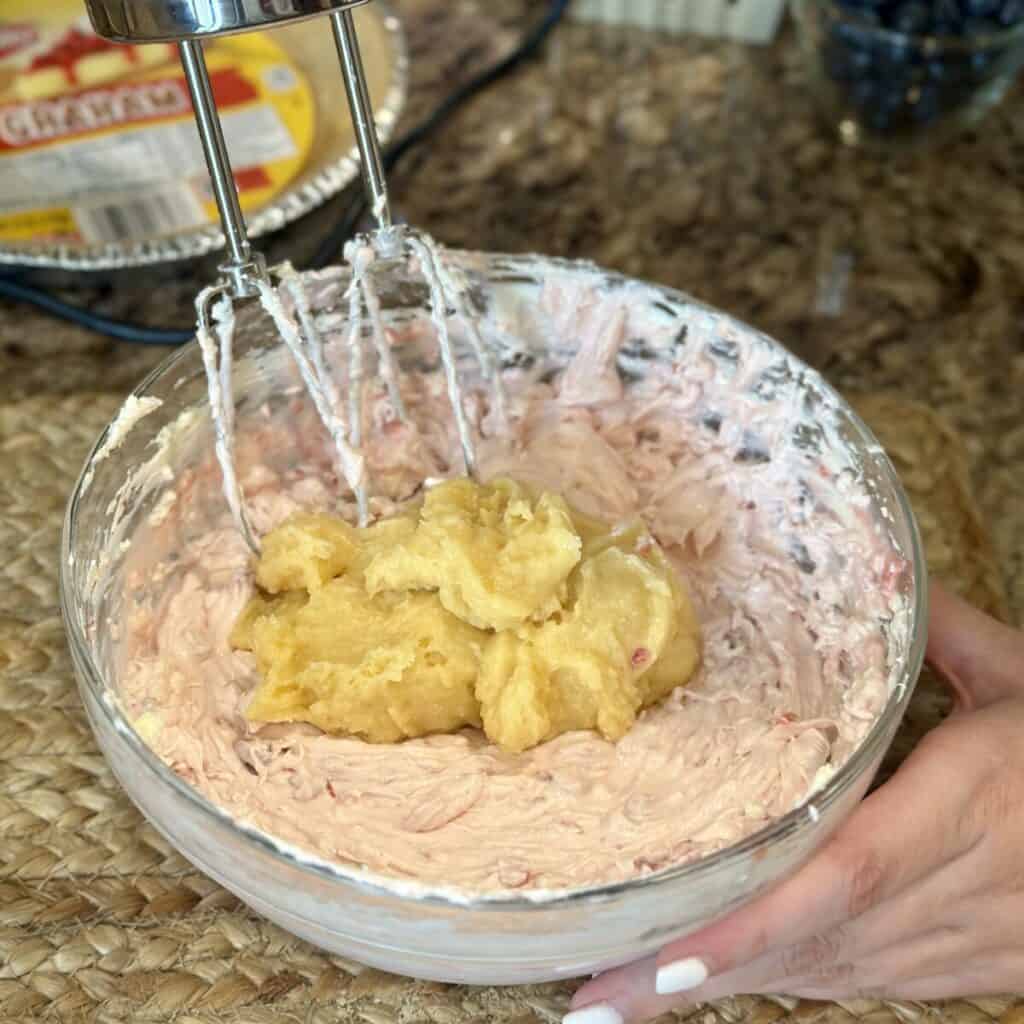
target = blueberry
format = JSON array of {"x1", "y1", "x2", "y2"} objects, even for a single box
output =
[
  {"x1": 851, "y1": 75, "x2": 902, "y2": 109},
  {"x1": 871, "y1": 34, "x2": 917, "y2": 72},
  {"x1": 887, "y1": 2, "x2": 934, "y2": 33}
]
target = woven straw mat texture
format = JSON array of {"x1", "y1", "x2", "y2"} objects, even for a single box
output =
[{"x1": 0, "y1": 391, "x2": 1014, "y2": 1024}]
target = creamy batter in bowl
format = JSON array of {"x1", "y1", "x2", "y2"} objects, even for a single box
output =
[{"x1": 60, "y1": 252, "x2": 926, "y2": 985}]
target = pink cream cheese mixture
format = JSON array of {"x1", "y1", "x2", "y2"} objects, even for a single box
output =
[{"x1": 115, "y1": 269, "x2": 906, "y2": 894}]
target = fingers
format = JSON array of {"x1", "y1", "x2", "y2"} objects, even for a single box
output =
[
  {"x1": 568, "y1": 722, "x2": 982, "y2": 1024},
  {"x1": 564, "y1": 927, "x2": 980, "y2": 1024},
  {"x1": 652, "y1": 730, "x2": 972, "y2": 972},
  {"x1": 770, "y1": 922, "x2": 979, "y2": 1000},
  {"x1": 567, "y1": 900, "x2": 982, "y2": 1023},
  {"x1": 926, "y1": 580, "x2": 1024, "y2": 709},
  {"x1": 563, "y1": 957, "x2": 664, "y2": 1024},
  {"x1": 681, "y1": 869, "x2": 980, "y2": 1005},
  {"x1": 565, "y1": 948, "x2": 805, "y2": 1024},
  {"x1": 787, "y1": 953, "x2": 1024, "y2": 1003},
  {"x1": 784, "y1": 977, "x2": 973, "y2": 1002},
  {"x1": 567, "y1": 583, "x2": 1024, "y2": 1024}
]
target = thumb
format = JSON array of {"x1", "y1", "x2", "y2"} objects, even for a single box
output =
[{"x1": 926, "y1": 579, "x2": 1024, "y2": 710}]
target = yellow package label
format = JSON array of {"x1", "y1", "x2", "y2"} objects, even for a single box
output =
[{"x1": 0, "y1": 0, "x2": 316, "y2": 245}]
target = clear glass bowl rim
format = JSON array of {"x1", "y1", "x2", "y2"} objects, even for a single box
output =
[
  {"x1": 793, "y1": 0, "x2": 1024, "y2": 50},
  {"x1": 59, "y1": 251, "x2": 929, "y2": 912}
]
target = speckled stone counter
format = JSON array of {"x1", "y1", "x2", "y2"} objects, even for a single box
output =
[{"x1": 1, "y1": 0, "x2": 1022, "y2": 617}]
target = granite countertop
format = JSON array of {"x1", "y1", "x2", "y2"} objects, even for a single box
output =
[{"x1": 1, "y1": 0, "x2": 1021, "y2": 617}]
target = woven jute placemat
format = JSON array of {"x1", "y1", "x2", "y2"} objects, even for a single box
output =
[{"x1": 0, "y1": 391, "x2": 1014, "y2": 1024}]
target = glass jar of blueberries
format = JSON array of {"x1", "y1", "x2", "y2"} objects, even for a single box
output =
[{"x1": 792, "y1": 0, "x2": 1024, "y2": 148}]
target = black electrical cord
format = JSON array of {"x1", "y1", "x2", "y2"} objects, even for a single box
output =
[
  {"x1": 0, "y1": 0, "x2": 570, "y2": 347},
  {"x1": 0, "y1": 274, "x2": 195, "y2": 345}
]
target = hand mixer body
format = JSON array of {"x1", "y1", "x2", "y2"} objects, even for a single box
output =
[{"x1": 83, "y1": 0, "x2": 372, "y2": 44}]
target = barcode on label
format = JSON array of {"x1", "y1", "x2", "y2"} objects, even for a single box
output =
[{"x1": 74, "y1": 186, "x2": 206, "y2": 244}]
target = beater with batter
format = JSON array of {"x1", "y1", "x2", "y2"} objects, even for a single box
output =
[{"x1": 83, "y1": 0, "x2": 505, "y2": 544}]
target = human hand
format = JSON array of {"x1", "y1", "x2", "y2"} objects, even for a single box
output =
[{"x1": 565, "y1": 580, "x2": 1024, "y2": 1024}]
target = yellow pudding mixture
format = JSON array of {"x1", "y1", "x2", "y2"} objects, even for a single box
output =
[{"x1": 231, "y1": 478, "x2": 701, "y2": 753}]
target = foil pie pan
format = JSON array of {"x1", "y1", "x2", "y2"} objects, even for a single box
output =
[{"x1": 0, "y1": 5, "x2": 407, "y2": 272}]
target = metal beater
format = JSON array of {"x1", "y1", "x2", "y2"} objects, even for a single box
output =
[
  {"x1": 83, "y1": 0, "x2": 392, "y2": 296},
  {"x1": 82, "y1": 0, "x2": 504, "y2": 550}
]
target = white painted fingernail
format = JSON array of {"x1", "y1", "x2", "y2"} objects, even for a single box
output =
[
  {"x1": 655, "y1": 957, "x2": 709, "y2": 995},
  {"x1": 563, "y1": 1006, "x2": 624, "y2": 1024}
]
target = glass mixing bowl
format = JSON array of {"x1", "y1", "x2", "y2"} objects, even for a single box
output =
[{"x1": 60, "y1": 252, "x2": 927, "y2": 986}]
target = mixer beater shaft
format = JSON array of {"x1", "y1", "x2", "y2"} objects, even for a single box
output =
[
  {"x1": 331, "y1": 9, "x2": 393, "y2": 230},
  {"x1": 177, "y1": 39, "x2": 266, "y2": 299}
]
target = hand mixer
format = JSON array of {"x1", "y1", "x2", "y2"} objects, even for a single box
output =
[{"x1": 83, "y1": 0, "x2": 507, "y2": 550}]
